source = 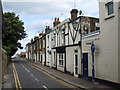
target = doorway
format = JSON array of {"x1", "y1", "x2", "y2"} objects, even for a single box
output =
[
  {"x1": 83, "y1": 53, "x2": 88, "y2": 79},
  {"x1": 74, "y1": 50, "x2": 79, "y2": 77}
]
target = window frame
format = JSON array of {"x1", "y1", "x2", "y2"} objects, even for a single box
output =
[
  {"x1": 58, "y1": 53, "x2": 64, "y2": 67},
  {"x1": 106, "y1": 2, "x2": 114, "y2": 16}
]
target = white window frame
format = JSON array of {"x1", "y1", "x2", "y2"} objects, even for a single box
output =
[
  {"x1": 105, "y1": 1, "x2": 114, "y2": 17},
  {"x1": 61, "y1": 29, "x2": 65, "y2": 46},
  {"x1": 58, "y1": 53, "x2": 64, "y2": 67},
  {"x1": 107, "y1": 2, "x2": 114, "y2": 15},
  {"x1": 95, "y1": 23, "x2": 100, "y2": 31}
]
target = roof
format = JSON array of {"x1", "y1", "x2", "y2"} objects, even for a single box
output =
[{"x1": 21, "y1": 52, "x2": 26, "y2": 55}]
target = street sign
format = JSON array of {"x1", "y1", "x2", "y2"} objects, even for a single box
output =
[{"x1": 91, "y1": 41, "x2": 95, "y2": 53}]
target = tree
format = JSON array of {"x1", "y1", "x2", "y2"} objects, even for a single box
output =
[{"x1": 2, "y1": 12, "x2": 27, "y2": 59}]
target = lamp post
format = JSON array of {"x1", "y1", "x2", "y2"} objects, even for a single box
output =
[
  {"x1": 79, "y1": 10, "x2": 83, "y2": 76},
  {"x1": 91, "y1": 41, "x2": 95, "y2": 82}
]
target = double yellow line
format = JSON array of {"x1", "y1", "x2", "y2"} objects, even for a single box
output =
[{"x1": 12, "y1": 63, "x2": 22, "y2": 90}]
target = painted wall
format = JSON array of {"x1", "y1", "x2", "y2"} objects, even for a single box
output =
[
  {"x1": 51, "y1": 49, "x2": 56, "y2": 68},
  {"x1": 99, "y1": 1, "x2": 119, "y2": 83},
  {"x1": 82, "y1": 33, "x2": 100, "y2": 77},
  {"x1": 66, "y1": 46, "x2": 81, "y2": 75},
  {"x1": 46, "y1": 33, "x2": 52, "y2": 67},
  {"x1": 118, "y1": 1, "x2": 120, "y2": 83}
]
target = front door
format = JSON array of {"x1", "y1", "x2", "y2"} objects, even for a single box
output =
[
  {"x1": 83, "y1": 53, "x2": 88, "y2": 79},
  {"x1": 74, "y1": 50, "x2": 79, "y2": 77}
]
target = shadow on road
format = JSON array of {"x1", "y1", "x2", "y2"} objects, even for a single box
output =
[{"x1": 11, "y1": 57, "x2": 27, "y2": 63}]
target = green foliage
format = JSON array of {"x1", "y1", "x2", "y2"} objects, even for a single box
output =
[{"x1": 2, "y1": 12, "x2": 27, "y2": 57}]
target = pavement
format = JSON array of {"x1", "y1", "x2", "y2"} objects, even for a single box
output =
[
  {"x1": 2, "y1": 64, "x2": 13, "y2": 89},
  {"x1": 28, "y1": 60, "x2": 119, "y2": 90},
  {"x1": 0, "y1": 84, "x2": 2, "y2": 90}
]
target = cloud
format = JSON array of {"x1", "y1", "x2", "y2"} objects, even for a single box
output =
[{"x1": 2, "y1": 0, "x2": 99, "y2": 55}]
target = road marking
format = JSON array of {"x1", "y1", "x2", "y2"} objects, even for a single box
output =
[
  {"x1": 30, "y1": 74, "x2": 33, "y2": 77},
  {"x1": 30, "y1": 73, "x2": 39, "y2": 82},
  {"x1": 22, "y1": 64, "x2": 31, "y2": 73},
  {"x1": 35, "y1": 78, "x2": 39, "y2": 82},
  {"x1": 43, "y1": 85, "x2": 48, "y2": 90},
  {"x1": 25, "y1": 68, "x2": 30, "y2": 73},
  {"x1": 22, "y1": 65, "x2": 25, "y2": 68},
  {"x1": 31, "y1": 73, "x2": 39, "y2": 81},
  {"x1": 27, "y1": 63, "x2": 77, "y2": 88},
  {"x1": 12, "y1": 63, "x2": 22, "y2": 90},
  {"x1": 21, "y1": 63, "x2": 39, "y2": 82},
  {"x1": 12, "y1": 64, "x2": 18, "y2": 90}
]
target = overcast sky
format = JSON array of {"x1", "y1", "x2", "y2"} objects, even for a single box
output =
[{"x1": 2, "y1": 0, "x2": 99, "y2": 55}]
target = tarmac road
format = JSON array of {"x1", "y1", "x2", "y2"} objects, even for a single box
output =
[{"x1": 11, "y1": 57, "x2": 74, "y2": 89}]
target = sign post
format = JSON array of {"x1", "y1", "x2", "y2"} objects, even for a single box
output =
[{"x1": 91, "y1": 41, "x2": 95, "y2": 82}]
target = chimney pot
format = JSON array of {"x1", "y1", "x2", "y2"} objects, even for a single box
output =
[
  {"x1": 55, "y1": 18, "x2": 57, "y2": 21},
  {"x1": 70, "y1": 9, "x2": 78, "y2": 20},
  {"x1": 53, "y1": 17, "x2": 61, "y2": 27},
  {"x1": 57, "y1": 18, "x2": 59, "y2": 21}
]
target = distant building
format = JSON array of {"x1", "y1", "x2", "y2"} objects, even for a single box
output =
[
  {"x1": 20, "y1": 52, "x2": 26, "y2": 58},
  {"x1": 38, "y1": 32, "x2": 46, "y2": 65}
]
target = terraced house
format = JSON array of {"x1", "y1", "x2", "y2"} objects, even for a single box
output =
[
  {"x1": 26, "y1": 0, "x2": 120, "y2": 84},
  {"x1": 51, "y1": 9, "x2": 99, "y2": 78}
]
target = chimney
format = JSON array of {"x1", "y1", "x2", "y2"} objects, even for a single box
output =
[
  {"x1": 45, "y1": 26, "x2": 51, "y2": 34},
  {"x1": 31, "y1": 38, "x2": 33, "y2": 42},
  {"x1": 70, "y1": 9, "x2": 78, "y2": 20},
  {"x1": 53, "y1": 18, "x2": 61, "y2": 27}
]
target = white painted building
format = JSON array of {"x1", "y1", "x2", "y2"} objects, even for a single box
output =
[
  {"x1": 45, "y1": 26, "x2": 52, "y2": 67},
  {"x1": 98, "y1": 0, "x2": 120, "y2": 84},
  {"x1": 66, "y1": 9, "x2": 99, "y2": 78},
  {"x1": 51, "y1": 10, "x2": 99, "y2": 77},
  {"x1": 38, "y1": 33, "x2": 46, "y2": 65},
  {"x1": 51, "y1": 18, "x2": 70, "y2": 72},
  {"x1": 26, "y1": 1, "x2": 120, "y2": 84}
]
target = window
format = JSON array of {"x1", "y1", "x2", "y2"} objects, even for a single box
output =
[
  {"x1": 53, "y1": 33, "x2": 56, "y2": 47},
  {"x1": 61, "y1": 29, "x2": 65, "y2": 45},
  {"x1": 47, "y1": 35, "x2": 49, "y2": 48},
  {"x1": 95, "y1": 23, "x2": 100, "y2": 31},
  {"x1": 59, "y1": 53, "x2": 64, "y2": 67},
  {"x1": 106, "y1": 2, "x2": 114, "y2": 15}
]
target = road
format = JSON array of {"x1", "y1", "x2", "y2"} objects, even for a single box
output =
[{"x1": 10, "y1": 57, "x2": 74, "y2": 89}]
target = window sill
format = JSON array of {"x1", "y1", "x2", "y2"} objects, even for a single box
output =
[
  {"x1": 104, "y1": 14, "x2": 115, "y2": 20},
  {"x1": 58, "y1": 65, "x2": 64, "y2": 67}
]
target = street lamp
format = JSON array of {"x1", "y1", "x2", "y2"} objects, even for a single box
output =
[
  {"x1": 79, "y1": 10, "x2": 83, "y2": 77},
  {"x1": 91, "y1": 41, "x2": 95, "y2": 82}
]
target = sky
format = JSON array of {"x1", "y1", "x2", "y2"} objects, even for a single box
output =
[{"x1": 2, "y1": 0, "x2": 99, "y2": 55}]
